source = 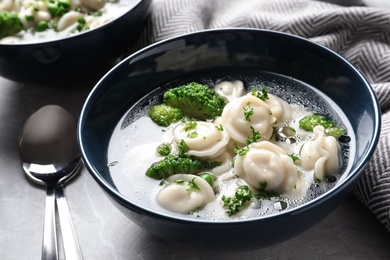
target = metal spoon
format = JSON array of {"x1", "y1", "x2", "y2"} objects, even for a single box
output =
[{"x1": 19, "y1": 105, "x2": 83, "y2": 260}]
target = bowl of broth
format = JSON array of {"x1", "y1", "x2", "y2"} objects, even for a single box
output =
[
  {"x1": 78, "y1": 28, "x2": 381, "y2": 250},
  {"x1": 0, "y1": 0, "x2": 151, "y2": 84}
]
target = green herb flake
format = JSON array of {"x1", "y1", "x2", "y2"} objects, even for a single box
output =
[
  {"x1": 174, "y1": 179, "x2": 185, "y2": 185},
  {"x1": 246, "y1": 126, "x2": 261, "y2": 145},
  {"x1": 187, "y1": 131, "x2": 198, "y2": 138},
  {"x1": 222, "y1": 185, "x2": 253, "y2": 216},
  {"x1": 243, "y1": 102, "x2": 254, "y2": 122},
  {"x1": 288, "y1": 153, "x2": 300, "y2": 163},
  {"x1": 234, "y1": 145, "x2": 250, "y2": 156},
  {"x1": 182, "y1": 118, "x2": 197, "y2": 131},
  {"x1": 186, "y1": 178, "x2": 201, "y2": 192},
  {"x1": 178, "y1": 139, "x2": 189, "y2": 154},
  {"x1": 215, "y1": 124, "x2": 224, "y2": 131},
  {"x1": 251, "y1": 87, "x2": 269, "y2": 101}
]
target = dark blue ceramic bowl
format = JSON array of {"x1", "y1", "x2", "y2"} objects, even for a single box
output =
[
  {"x1": 78, "y1": 28, "x2": 381, "y2": 250},
  {"x1": 0, "y1": 0, "x2": 151, "y2": 84}
]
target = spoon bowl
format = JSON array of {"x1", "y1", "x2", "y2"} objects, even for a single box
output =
[
  {"x1": 19, "y1": 105, "x2": 83, "y2": 260},
  {"x1": 22, "y1": 159, "x2": 81, "y2": 187}
]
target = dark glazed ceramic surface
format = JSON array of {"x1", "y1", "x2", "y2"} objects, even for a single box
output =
[
  {"x1": 78, "y1": 29, "x2": 381, "y2": 250},
  {"x1": 0, "y1": 0, "x2": 151, "y2": 84}
]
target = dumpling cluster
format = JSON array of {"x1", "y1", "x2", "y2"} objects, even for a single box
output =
[{"x1": 155, "y1": 80, "x2": 342, "y2": 217}]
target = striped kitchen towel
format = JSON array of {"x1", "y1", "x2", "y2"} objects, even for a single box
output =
[{"x1": 131, "y1": 0, "x2": 390, "y2": 231}]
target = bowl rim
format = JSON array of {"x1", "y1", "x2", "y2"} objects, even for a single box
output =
[
  {"x1": 78, "y1": 27, "x2": 382, "y2": 225},
  {"x1": 0, "y1": 0, "x2": 146, "y2": 46}
]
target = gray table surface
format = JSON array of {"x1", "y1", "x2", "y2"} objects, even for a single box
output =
[{"x1": 1, "y1": 72, "x2": 390, "y2": 260}]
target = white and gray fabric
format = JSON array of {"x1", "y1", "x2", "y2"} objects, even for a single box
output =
[{"x1": 130, "y1": 0, "x2": 390, "y2": 231}]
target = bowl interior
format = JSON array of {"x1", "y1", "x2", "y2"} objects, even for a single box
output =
[{"x1": 78, "y1": 29, "x2": 380, "y2": 222}]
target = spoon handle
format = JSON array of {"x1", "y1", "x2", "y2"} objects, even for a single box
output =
[
  {"x1": 42, "y1": 186, "x2": 58, "y2": 260},
  {"x1": 56, "y1": 185, "x2": 84, "y2": 260}
]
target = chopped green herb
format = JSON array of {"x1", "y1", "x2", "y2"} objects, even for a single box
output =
[
  {"x1": 252, "y1": 87, "x2": 269, "y2": 101},
  {"x1": 243, "y1": 102, "x2": 254, "y2": 121},
  {"x1": 288, "y1": 153, "x2": 300, "y2": 163},
  {"x1": 222, "y1": 185, "x2": 253, "y2": 216},
  {"x1": 215, "y1": 124, "x2": 224, "y2": 131},
  {"x1": 246, "y1": 126, "x2": 261, "y2": 145},
  {"x1": 187, "y1": 131, "x2": 198, "y2": 138},
  {"x1": 234, "y1": 145, "x2": 250, "y2": 156},
  {"x1": 174, "y1": 179, "x2": 185, "y2": 184},
  {"x1": 187, "y1": 177, "x2": 201, "y2": 191},
  {"x1": 182, "y1": 118, "x2": 197, "y2": 131},
  {"x1": 178, "y1": 139, "x2": 189, "y2": 154}
]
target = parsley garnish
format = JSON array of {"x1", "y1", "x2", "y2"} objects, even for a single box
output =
[
  {"x1": 243, "y1": 102, "x2": 254, "y2": 121},
  {"x1": 246, "y1": 126, "x2": 261, "y2": 145},
  {"x1": 187, "y1": 177, "x2": 201, "y2": 191},
  {"x1": 187, "y1": 131, "x2": 198, "y2": 138},
  {"x1": 288, "y1": 153, "x2": 300, "y2": 163},
  {"x1": 178, "y1": 139, "x2": 189, "y2": 154},
  {"x1": 215, "y1": 124, "x2": 224, "y2": 131},
  {"x1": 234, "y1": 145, "x2": 250, "y2": 156},
  {"x1": 182, "y1": 118, "x2": 197, "y2": 131},
  {"x1": 174, "y1": 179, "x2": 185, "y2": 184},
  {"x1": 252, "y1": 87, "x2": 269, "y2": 101},
  {"x1": 222, "y1": 185, "x2": 253, "y2": 216}
]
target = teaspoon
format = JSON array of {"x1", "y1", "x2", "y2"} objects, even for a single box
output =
[{"x1": 19, "y1": 105, "x2": 83, "y2": 260}]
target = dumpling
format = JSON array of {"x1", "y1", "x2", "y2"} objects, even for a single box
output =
[
  {"x1": 221, "y1": 93, "x2": 276, "y2": 145},
  {"x1": 214, "y1": 80, "x2": 245, "y2": 101},
  {"x1": 156, "y1": 174, "x2": 215, "y2": 214},
  {"x1": 57, "y1": 11, "x2": 83, "y2": 31},
  {"x1": 207, "y1": 152, "x2": 233, "y2": 176},
  {"x1": 80, "y1": 0, "x2": 106, "y2": 11},
  {"x1": 265, "y1": 94, "x2": 291, "y2": 123},
  {"x1": 172, "y1": 120, "x2": 230, "y2": 159},
  {"x1": 299, "y1": 125, "x2": 340, "y2": 181},
  {"x1": 234, "y1": 141, "x2": 297, "y2": 193}
]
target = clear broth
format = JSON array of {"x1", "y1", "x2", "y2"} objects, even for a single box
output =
[{"x1": 107, "y1": 70, "x2": 355, "y2": 221}]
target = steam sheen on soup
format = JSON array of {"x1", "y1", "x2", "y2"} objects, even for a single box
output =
[{"x1": 107, "y1": 72, "x2": 354, "y2": 221}]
